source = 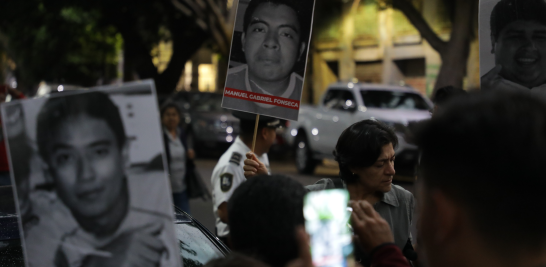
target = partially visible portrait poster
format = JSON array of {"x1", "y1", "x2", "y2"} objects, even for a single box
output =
[
  {"x1": 480, "y1": 0, "x2": 546, "y2": 93},
  {"x1": 221, "y1": 0, "x2": 316, "y2": 121},
  {"x1": 2, "y1": 80, "x2": 182, "y2": 267}
]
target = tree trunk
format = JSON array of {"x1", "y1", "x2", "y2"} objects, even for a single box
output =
[
  {"x1": 120, "y1": 27, "x2": 158, "y2": 82},
  {"x1": 118, "y1": 16, "x2": 208, "y2": 94},
  {"x1": 393, "y1": 0, "x2": 476, "y2": 92},
  {"x1": 434, "y1": 0, "x2": 474, "y2": 90},
  {"x1": 155, "y1": 19, "x2": 208, "y2": 94}
]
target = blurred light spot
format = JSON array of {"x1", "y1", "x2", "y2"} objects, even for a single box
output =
[
  {"x1": 220, "y1": 115, "x2": 227, "y2": 122},
  {"x1": 11, "y1": 81, "x2": 17, "y2": 88},
  {"x1": 333, "y1": 116, "x2": 339, "y2": 122},
  {"x1": 226, "y1": 126, "x2": 233, "y2": 134},
  {"x1": 359, "y1": 106, "x2": 367, "y2": 112},
  {"x1": 57, "y1": 85, "x2": 64, "y2": 92},
  {"x1": 291, "y1": 129, "x2": 298, "y2": 136},
  {"x1": 311, "y1": 128, "x2": 319, "y2": 136},
  {"x1": 348, "y1": 82, "x2": 354, "y2": 89},
  {"x1": 298, "y1": 142, "x2": 305, "y2": 149},
  {"x1": 226, "y1": 135, "x2": 233, "y2": 142},
  {"x1": 345, "y1": 100, "x2": 353, "y2": 107}
]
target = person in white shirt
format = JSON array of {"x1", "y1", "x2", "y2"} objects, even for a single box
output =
[
  {"x1": 482, "y1": 0, "x2": 546, "y2": 92},
  {"x1": 210, "y1": 111, "x2": 281, "y2": 245},
  {"x1": 222, "y1": 0, "x2": 312, "y2": 120}
]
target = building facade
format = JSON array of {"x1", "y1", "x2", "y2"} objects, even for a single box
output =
[{"x1": 303, "y1": 0, "x2": 479, "y2": 104}]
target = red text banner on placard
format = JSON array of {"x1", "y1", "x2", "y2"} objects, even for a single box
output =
[{"x1": 223, "y1": 87, "x2": 300, "y2": 110}]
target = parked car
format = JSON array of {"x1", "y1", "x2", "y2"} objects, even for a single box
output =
[
  {"x1": 162, "y1": 91, "x2": 289, "y2": 157},
  {"x1": 185, "y1": 93, "x2": 240, "y2": 155},
  {"x1": 284, "y1": 82, "x2": 432, "y2": 177},
  {"x1": 0, "y1": 186, "x2": 229, "y2": 266}
]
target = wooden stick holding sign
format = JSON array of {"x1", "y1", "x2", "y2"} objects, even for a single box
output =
[{"x1": 251, "y1": 114, "x2": 260, "y2": 152}]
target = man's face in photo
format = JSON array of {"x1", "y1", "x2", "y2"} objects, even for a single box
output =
[
  {"x1": 493, "y1": 20, "x2": 546, "y2": 88},
  {"x1": 47, "y1": 113, "x2": 127, "y2": 219},
  {"x1": 242, "y1": 3, "x2": 305, "y2": 82}
]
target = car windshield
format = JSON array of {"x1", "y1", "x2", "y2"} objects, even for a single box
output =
[
  {"x1": 360, "y1": 90, "x2": 430, "y2": 111},
  {"x1": 175, "y1": 223, "x2": 225, "y2": 266},
  {"x1": 191, "y1": 94, "x2": 224, "y2": 112}
]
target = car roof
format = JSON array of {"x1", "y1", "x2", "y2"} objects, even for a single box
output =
[{"x1": 328, "y1": 82, "x2": 419, "y2": 93}]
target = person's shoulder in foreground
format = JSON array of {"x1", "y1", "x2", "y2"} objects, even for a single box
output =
[{"x1": 413, "y1": 90, "x2": 546, "y2": 267}]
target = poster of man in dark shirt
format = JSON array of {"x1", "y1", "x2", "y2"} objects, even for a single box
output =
[
  {"x1": 480, "y1": 0, "x2": 546, "y2": 94},
  {"x1": 222, "y1": 0, "x2": 315, "y2": 121}
]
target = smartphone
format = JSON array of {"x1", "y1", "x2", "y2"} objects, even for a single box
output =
[{"x1": 304, "y1": 189, "x2": 354, "y2": 267}]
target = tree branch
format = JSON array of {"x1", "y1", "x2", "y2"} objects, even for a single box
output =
[
  {"x1": 204, "y1": 0, "x2": 230, "y2": 37},
  {"x1": 173, "y1": 0, "x2": 208, "y2": 26},
  {"x1": 208, "y1": 15, "x2": 229, "y2": 55},
  {"x1": 392, "y1": 0, "x2": 447, "y2": 53},
  {"x1": 172, "y1": 0, "x2": 233, "y2": 56}
]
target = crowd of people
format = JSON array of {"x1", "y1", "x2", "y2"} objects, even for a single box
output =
[
  {"x1": 202, "y1": 87, "x2": 546, "y2": 267},
  {"x1": 2, "y1": 82, "x2": 546, "y2": 267}
]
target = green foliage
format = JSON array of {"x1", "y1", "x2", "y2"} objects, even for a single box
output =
[
  {"x1": 0, "y1": 0, "x2": 122, "y2": 88},
  {"x1": 312, "y1": 0, "x2": 343, "y2": 41},
  {"x1": 354, "y1": 0, "x2": 379, "y2": 43}
]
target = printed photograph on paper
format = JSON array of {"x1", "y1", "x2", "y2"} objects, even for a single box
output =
[
  {"x1": 221, "y1": 0, "x2": 316, "y2": 121},
  {"x1": 2, "y1": 80, "x2": 182, "y2": 267},
  {"x1": 480, "y1": 0, "x2": 546, "y2": 93}
]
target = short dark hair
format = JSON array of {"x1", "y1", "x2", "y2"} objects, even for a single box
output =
[
  {"x1": 243, "y1": 0, "x2": 312, "y2": 44},
  {"x1": 37, "y1": 92, "x2": 126, "y2": 161},
  {"x1": 490, "y1": 0, "x2": 546, "y2": 42},
  {"x1": 433, "y1": 86, "x2": 466, "y2": 106},
  {"x1": 160, "y1": 102, "x2": 181, "y2": 118},
  {"x1": 334, "y1": 120, "x2": 398, "y2": 184},
  {"x1": 228, "y1": 174, "x2": 306, "y2": 267},
  {"x1": 416, "y1": 90, "x2": 546, "y2": 255}
]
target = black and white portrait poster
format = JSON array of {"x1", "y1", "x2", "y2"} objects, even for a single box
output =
[
  {"x1": 221, "y1": 0, "x2": 316, "y2": 121},
  {"x1": 2, "y1": 80, "x2": 183, "y2": 267},
  {"x1": 480, "y1": 0, "x2": 546, "y2": 93}
]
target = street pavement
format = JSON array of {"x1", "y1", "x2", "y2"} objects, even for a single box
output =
[{"x1": 189, "y1": 157, "x2": 416, "y2": 239}]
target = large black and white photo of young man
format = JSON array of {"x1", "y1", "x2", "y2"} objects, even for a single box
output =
[
  {"x1": 222, "y1": 0, "x2": 315, "y2": 121},
  {"x1": 2, "y1": 81, "x2": 182, "y2": 267},
  {"x1": 480, "y1": 0, "x2": 546, "y2": 93}
]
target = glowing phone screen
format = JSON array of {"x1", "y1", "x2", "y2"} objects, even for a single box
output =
[{"x1": 304, "y1": 189, "x2": 354, "y2": 267}]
